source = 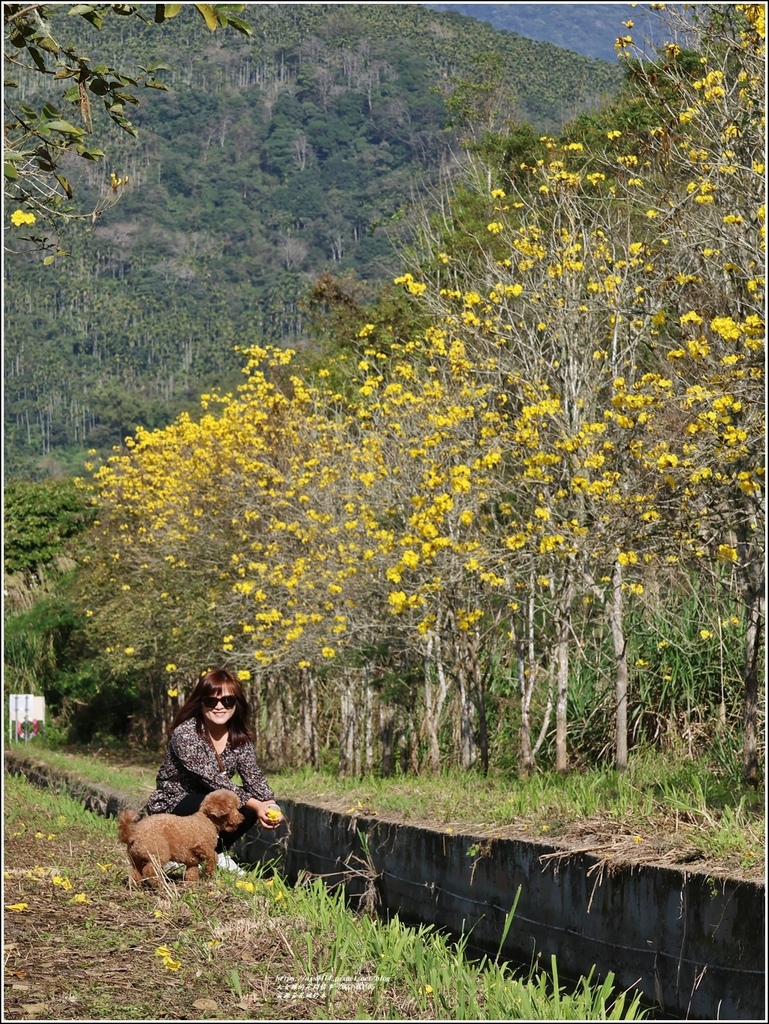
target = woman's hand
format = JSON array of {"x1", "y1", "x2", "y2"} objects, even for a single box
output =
[{"x1": 247, "y1": 798, "x2": 284, "y2": 829}]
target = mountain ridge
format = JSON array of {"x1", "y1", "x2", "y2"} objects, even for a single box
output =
[{"x1": 422, "y1": 2, "x2": 653, "y2": 62}]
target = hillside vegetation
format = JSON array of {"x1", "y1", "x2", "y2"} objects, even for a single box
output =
[{"x1": 4, "y1": 2, "x2": 620, "y2": 481}]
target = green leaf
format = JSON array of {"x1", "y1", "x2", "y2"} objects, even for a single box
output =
[
  {"x1": 194, "y1": 4, "x2": 219, "y2": 31},
  {"x1": 111, "y1": 91, "x2": 139, "y2": 106},
  {"x1": 4, "y1": 163, "x2": 19, "y2": 180},
  {"x1": 68, "y1": 5, "x2": 103, "y2": 28},
  {"x1": 155, "y1": 4, "x2": 184, "y2": 21},
  {"x1": 223, "y1": 15, "x2": 252, "y2": 36},
  {"x1": 74, "y1": 145, "x2": 106, "y2": 160},
  {"x1": 42, "y1": 119, "x2": 86, "y2": 136},
  {"x1": 55, "y1": 173, "x2": 73, "y2": 198},
  {"x1": 108, "y1": 114, "x2": 139, "y2": 138},
  {"x1": 28, "y1": 46, "x2": 47, "y2": 72},
  {"x1": 37, "y1": 36, "x2": 61, "y2": 56}
]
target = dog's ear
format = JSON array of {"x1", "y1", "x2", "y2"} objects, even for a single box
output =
[{"x1": 202, "y1": 791, "x2": 241, "y2": 826}]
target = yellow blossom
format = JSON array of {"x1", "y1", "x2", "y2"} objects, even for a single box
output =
[{"x1": 11, "y1": 209, "x2": 36, "y2": 226}]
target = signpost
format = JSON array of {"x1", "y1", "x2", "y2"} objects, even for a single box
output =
[{"x1": 8, "y1": 694, "x2": 46, "y2": 743}]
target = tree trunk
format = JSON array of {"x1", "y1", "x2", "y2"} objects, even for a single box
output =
[
  {"x1": 740, "y1": 532, "x2": 764, "y2": 788},
  {"x1": 517, "y1": 577, "x2": 537, "y2": 776},
  {"x1": 264, "y1": 673, "x2": 284, "y2": 769},
  {"x1": 466, "y1": 630, "x2": 488, "y2": 775},
  {"x1": 610, "y1": 559, "x2": 629, "y2": 772},
  {"x1": 338, "y1": 672, "x2": 356, "y2": 777},
  {"x1": 423, "y1": 625, "x2": 450, "y2": 772},
  {"x1": 456, "y1": 658, "x2": 477, "y2": 770},
  {"x1": 380, "y1": 703, "x2": 395, "y2": 776},
  {"x1": 554, "y1": 576, "x2": 574, "y2": 773},
  {"x1": 299, "y1": 667, "x2": 319, "y2": 770}
]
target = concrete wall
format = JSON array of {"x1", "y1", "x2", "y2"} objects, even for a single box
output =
[{"x1": 239, "y1": 800, "x2": 765, "y2": 1021}]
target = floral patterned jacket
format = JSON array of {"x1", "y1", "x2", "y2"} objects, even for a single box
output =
[{"x1": 145, "y1": 717, "x2": 275, "y2": 814}]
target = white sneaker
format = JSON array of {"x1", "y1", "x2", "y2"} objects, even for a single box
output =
[{"x1": 217, "y1": 852, "x2": 244, "y2": 875}]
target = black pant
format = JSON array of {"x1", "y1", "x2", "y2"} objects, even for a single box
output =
[{"x1": 171, "y1": 793, "x2": 257, "y2": 852}]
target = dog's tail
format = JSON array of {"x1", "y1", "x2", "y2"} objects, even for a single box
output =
[{"x1": 117, "y1": 809, "x2": 138, "y2": 845}]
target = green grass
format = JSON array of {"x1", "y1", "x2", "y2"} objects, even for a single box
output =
[
  {"x1": 271, "y1": 754, "x2": 764, "y2": 875},
  {"x1": 4, "y1": 773, "x2": 649, "y2": 1020},
  {"x1": 5, "y1": 743, "x2": 158, "y2": 801},
  {"x1": 6, "y1": 740, "x2": 764, "y2": 880}
]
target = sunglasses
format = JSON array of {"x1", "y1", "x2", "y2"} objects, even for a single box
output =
[{"x1": 201, "y1": 695, "x2": 237, "y2": 710}]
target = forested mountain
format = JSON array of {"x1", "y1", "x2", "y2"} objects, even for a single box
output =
[
  {"x1": 423, "y1": 3, "x2": 647, "y2": 62},
  {"x1": 4, "y1": 3, "x2": 621, "y2": 481}
]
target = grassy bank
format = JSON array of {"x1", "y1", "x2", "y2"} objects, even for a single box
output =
[
  {"x1": 5, "y1": 741, "x2": 764, "y2": 882},
  {"x1": 4, "y1": 774, "x2": 648, "y2": 1021}
]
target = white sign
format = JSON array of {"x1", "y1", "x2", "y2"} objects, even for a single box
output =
[{"x1": 8, "y1": 694, "x2": 46, "y2": 741}]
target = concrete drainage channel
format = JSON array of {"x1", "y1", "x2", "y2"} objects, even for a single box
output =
[{"x1": 5, "y1": 752, "x2": 764, "y2": 1021}]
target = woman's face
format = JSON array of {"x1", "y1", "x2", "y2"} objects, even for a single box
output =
[{"x1": 201, "y1": 688, "x2": 237, "y2": 730}]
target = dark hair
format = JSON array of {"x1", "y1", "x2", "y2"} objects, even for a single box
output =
[{"x1": 170, "y1": 668, "x2": 253, "y2": 747}]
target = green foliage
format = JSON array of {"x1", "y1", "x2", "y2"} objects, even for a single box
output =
[
  {"x1": 4, "y1": 3, "x2": 621, "y2": 479},
  {"x1": 3, "y1": 478, "x2": 94, "y2": 574},
  {"x1": 3, "y1": 574, "x2": 139, "y2": 743},
  {"x1": 3, "y1": 3, "x2": 251, "y2": 256},
  {"x1": 5, "y1": 595, "x2": 83, "y2": 699}
]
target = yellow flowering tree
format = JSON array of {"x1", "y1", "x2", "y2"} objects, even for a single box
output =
[{"x1": 76, "y1": 4, "x2": 762, "y2": 782}]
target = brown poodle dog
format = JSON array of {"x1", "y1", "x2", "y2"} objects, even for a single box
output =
[{"x1": 118, "y1": 789, "x2": 244, "y2": 883}]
